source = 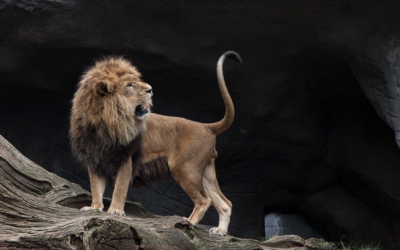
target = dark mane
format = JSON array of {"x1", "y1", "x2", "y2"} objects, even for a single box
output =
[
  {"x1": 70, "y1": 122, "x2": 143, "y2": 184},
  {"x1": 131, "y1": 157, "x2": 170, "y2": 188}
]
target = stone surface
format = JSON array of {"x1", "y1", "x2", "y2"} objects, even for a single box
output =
[
  {"x1": 264, "y1": 235, "x2": 305, "y2": 248},
  {"x1": 1, "y1": 0, "x2": 400, "y2": 248},
  {"x1": 0, "y1": 134, "x2": 335, "y2": 250},
  {"x1": 305, "y1": 238, "x2": 336, "y2": 250}
]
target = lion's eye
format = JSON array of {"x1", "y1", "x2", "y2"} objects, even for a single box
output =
[{"x1": 127, "y1": 83, "x2": 135, "y2": 88}]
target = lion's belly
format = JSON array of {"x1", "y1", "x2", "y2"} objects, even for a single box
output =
[{"x1": 141, "y1": 151, "x2": 167, "y2": 163}]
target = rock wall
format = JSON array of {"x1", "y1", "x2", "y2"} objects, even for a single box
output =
[{"x1": 1, "y1": 0, "x2": 400, "y2": 248}]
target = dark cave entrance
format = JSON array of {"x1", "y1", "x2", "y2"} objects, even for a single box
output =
[{"x1": 264, "y1": 208, "x2": 329, "y2": 241}]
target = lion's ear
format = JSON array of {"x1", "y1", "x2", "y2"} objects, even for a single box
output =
[
  {"x1": 97, "y1": 82, "x2": 108, "y2": 95},
  {"x1": 96, "y1": 81, "x2": 115, "y2": 96}
]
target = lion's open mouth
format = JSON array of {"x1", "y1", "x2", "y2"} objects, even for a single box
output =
[{"x1": 135, "y1": 105, "x2": 149, "y2": 117}]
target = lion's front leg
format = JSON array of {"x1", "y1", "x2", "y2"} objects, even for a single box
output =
[
  {"x1": 81, "y1": 167, "x2": 106, "y2": 212},
  {"x1": 107, "y1": 158, "x2": 132, "y2": 216}
]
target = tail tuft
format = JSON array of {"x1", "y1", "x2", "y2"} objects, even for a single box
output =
[{"x1": 223, "y1": 51, "x2": 242, "y2": 63}]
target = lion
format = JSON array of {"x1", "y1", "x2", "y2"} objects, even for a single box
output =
[{"x1": 70, "y1": 51, "x2": 241, "y2": 236}]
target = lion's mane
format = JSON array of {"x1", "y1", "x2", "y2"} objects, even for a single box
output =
[{"x1": 69, "y1": 57, "x2": 146, "y2": 181}]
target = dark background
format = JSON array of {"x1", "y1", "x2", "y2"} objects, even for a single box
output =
[{"x1": 1, "y1": 0, "x2": 400, "y2": 248}]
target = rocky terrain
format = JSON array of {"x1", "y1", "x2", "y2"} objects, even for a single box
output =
[{"x1": 0, "y1": 134, "x2": 336, "y2": 250}]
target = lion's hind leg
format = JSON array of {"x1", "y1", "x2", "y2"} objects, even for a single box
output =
[
  {"x1": 203, "y1": 160, "x2": 232, "y2": 236},
  {"x1": 170, "y1": 164, "x2": 212, "y2": 226},
  {"x1": 81, "y1": 167, "x2": 106, "y2": 212}
]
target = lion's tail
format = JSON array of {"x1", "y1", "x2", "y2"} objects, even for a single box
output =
[{"x1": 207, "y1": 51, "x2": 242, "y2": 136}]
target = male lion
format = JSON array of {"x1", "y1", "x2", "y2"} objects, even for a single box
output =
[{"x1": 70, "y1": 51, "x2": 241, "y2": 236}]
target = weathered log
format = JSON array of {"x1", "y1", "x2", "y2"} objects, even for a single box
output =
[{"x1": 0, "y1": 134, "x2": 336, "y2": 250}]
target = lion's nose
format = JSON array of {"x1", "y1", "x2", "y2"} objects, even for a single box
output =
[{"x1": 145, "y1": 89, "x2": 153, "y2": 96}]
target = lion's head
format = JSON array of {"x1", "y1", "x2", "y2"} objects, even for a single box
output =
[{"x1": 70, "y1": 57, "x2": 153, "y2": 146}]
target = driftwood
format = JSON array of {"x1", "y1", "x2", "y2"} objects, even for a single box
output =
[{"x1": 0, "y1": 135, "x2": 336, "y2": 250}]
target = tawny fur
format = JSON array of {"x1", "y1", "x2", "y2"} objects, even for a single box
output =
[{"x1": 71, "y1": 52, "x2": 241, "y2": 236}]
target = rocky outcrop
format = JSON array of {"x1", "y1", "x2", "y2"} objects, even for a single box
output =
[
  {"x1": 1, "y1": 0, "x2": 400, "y2": 248},
  {"x1": 0, "y1": 134, "x2": 337, "y2": 250}
]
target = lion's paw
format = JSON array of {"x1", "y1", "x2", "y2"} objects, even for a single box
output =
[
  {"x1": 107, "y1": 208, "x2": 126, "y2": 216},
  {"x1": 209, "y1": 227, "x2": 227, "y2": 236},
  {"x1": 80, "y1": 206, "x2": 103, "y2": 212}
]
